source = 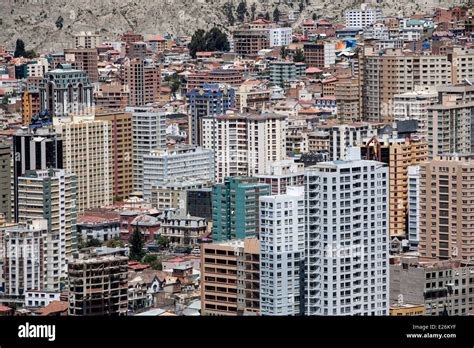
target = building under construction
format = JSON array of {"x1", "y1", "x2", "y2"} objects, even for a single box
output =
[{"x1": 68, "y1": 250, "x2": 128, "y2": 316}]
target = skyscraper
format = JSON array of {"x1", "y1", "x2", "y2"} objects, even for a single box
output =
[
  {"x1": 427, "y1": 83, "x2": 474, "y2": 158},
  {"x1": 127, "y1": 106, "x2": 167, "y2": 191},
  {"x1": 304, "y1": 149, "x2": 389, "y2": 315},
  {"x1": 17, "y1": 169, "x2": 77, "y2": 290},
  {"x1": 0, "y1": 142, "x2": 11, "y2": 223},
  {"x1": 419, "y1": 154, "x2": 474, "y2": 261},
  {"x1": 12, "y1": 127, "x2": 63, "y2": 221},
  {"x1": 123, "y1": 58, "x2": 160, "y2": 106},
  {"x1": 55, "y1": 116, "x2": 112, "y2": 212},
  {"x1": 260, "y1": 186, "x2": 306, "y2": 315},
  {"x1": 2, "y1": 219, "x2": 48, "y2": 296}
]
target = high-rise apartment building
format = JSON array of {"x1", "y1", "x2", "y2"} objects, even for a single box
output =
[
  {"x1": 212, "y1": 177, "x2": 270, "y2": 241},
  {"x1": 419, "y1": 155, "x2": 474, "y2": 261},
  {"x1": 55, "y1": 116, "x2": 113, "y2": 212},
  {"x1": 393, "y1": 88, "x2": 438, "y2": 139},
  {"x1": 142, "y1": 145, "x2": 214, "y2": 202},
  {"x1": 17, "y1": 169, "x2": 77, "y2": 290},
  {"x1": 427, "y1": 83, "x2": 474, "y2": 158},
  {"x1": 127, "y1": 106, "x2": 167, "y2": 191},
  {"x1": 2, "y1": 219, "x2": 47, "y2": 296},
  {"x1": 187, "y1": 84, "x2": 235, "y2": 146},
  {"x1": 95, "y1": 111, "x2": 134, "y2": 200},
  {"x1": 201, "y1": 112, "x2": 287, "y2": 182},
  {"x1": 407, "y1": 165, "x2": 421, "y2": 251},
  {"x1": 315, "y1": 123, "x2": 377, "y2": 161},
  {"x1": 260, "y1": 187, "x2": 306, "y2": 316},
  {"x1": 361, "y1": 137, "x2": 427, "y2": 239},
  {"x1": 200, "y1": 238, "x2": 260, "y2": 315},
  {"x1": 304, "y1": 150, "x2": 389, "y2": 315},
  {"x1": 123, "y1": 58, "x2": 160, "y2": 106},
  {"x1": 64, "y1": 48, "x2": 99, "y2": 83},
  {"x1": 363, "y1": 49, "x2": 452, "y2": 122},
  {"x1": 12, "y1": 127, "x2": 63, "y2": 221},
  {"x1": 335, "y1": 78, "x2": 361, "y2": 122},
  {"x1": 0, "y1": 143, "x2": 11, "y2": 223},
  {"x1": 39, "y1": 64, "x2": 94, "y2": 118}
]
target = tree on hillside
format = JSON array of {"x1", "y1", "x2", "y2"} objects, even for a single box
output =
[
  {"x1": 264, "y1": 12, "x2": 270, "y2": 20},
  {"x1": 280, "y1": 46, "x2": 287, "y2": 59},
  {"x1": 14, "y1": 39, "x2": 36, "y2": 58},
  {"x1": 273, "y1": 7, "x2": 280, "y2": 23},
  {"x1": 250, "y1": 3, "x2": 257, "y2": 20},
  {"x1": 223, "y1": 2, "x2": 236, "y2": 26},
  {"x1": 129, "y1": 228, "x2": 145, "y2": 262},
  {"x1": 188, "y1": 29, "x2": 206, "y2": 58},
  {"x1": 14, "y1": 39, "x2": 26, "y2": 58},
  {"x1": 236, "y1": 0, "x2": 248, "y2": 22}
]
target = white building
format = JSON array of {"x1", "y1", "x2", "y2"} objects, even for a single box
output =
[
  {"x1": 127, "y1": 106, "x2": 167, "y2": 191},
  {"x1": 345, "y1": 3, "x2": 383, "y2": 29},
  {"x1": 25, "y1": 290, "x2": 61, "y2": 308},
  {"x1": 17, "y1": 169, "x2": 77, "y2": 290},
  {"x1": 142, "y1": 145, "x2": 214, "y2": 202},
  {"x1": 269, "y1": 27, "x2": 293, "y2": 47},
  {"x1": 2, "y1": 219, "x2": 47, "y2": 297},
  {"x1": 201, "y1": 112, "x2": 287, "y2": 182},
  {"x1": 256, "y1": 159, "x2": 305, "y2": 195},
  {"x1": 407, "y1": 165, "x2": 420, "y2": 251},
  {"x1": 304, "y1": 149, "x2": 389, "y2": 315},
  {"x1": 260, "y1": 186, "x2": 306, "y2": 316},
  {"x1": 393, "y1": 88, "x2": 438, "y2": 139},
  {"x1": 316, "y1": 123, "x2": 377, "y2": 161}
]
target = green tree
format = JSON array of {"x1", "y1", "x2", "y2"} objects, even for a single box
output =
[
  {"x1": 299, "y1": 0, "x2": 305, "y2": 12},
  {"x1": 142, "y1": 253, "x2": 162, "y2": 270},
  {"x1": 129, "y1": 228, "x2": 145, "y2": 261},
  {"x1": 14, "y1": 39, "x2": 26, "y2": 58},
  {"x1": 294, "y1": 48, "x2": 305, "y2": 62},
  {"x1": 264, "y1": 12, "x2": 270, "y2": 20},
  {"x1": 236, "y1": 0, "x2": 248, "y2": 22},
  {"x1": 157, "y1": 235, "x2": 170, "y2": 249},
  {"x1": 143, "y1": 254, "x2": 158, "y2": 264},
  {"x1": 204, "y1": 27, "x2": 230, "y2": 52},
  {"x1": 223, "y1": 2, "x2": 235, "y2": 26},
  {"x1": 273, "y1": 7, "x2": 280, "y2": 23},
  {"x1": 189, "y1": 27, "x2": 230, "y2": 58},
  {"x1": 280, "y1": 46, "x2": 287, "y2": 59},
  {"x1": 312, "y1": 13, "x2": 317, "y2": 20},
  {"x1": 188, "y1": 29, "x2": 206, "y2": 58}
]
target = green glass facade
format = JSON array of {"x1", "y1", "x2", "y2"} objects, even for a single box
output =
[{"x1": 212, "y1": 177, "x2": 270, "y2": 241}]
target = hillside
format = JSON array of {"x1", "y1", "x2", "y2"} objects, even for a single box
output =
[{"x1": 0, "y1": 0, "x2": 470, "y2": 52}]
